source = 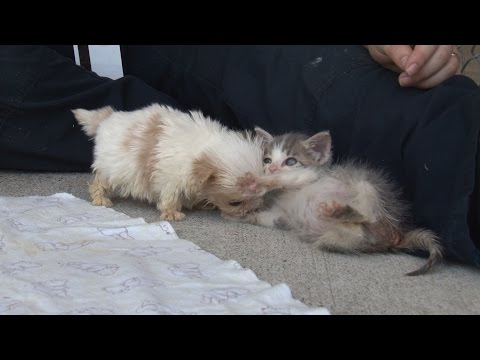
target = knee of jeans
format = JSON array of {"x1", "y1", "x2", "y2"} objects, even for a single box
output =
[{"x1": 301, "y1": 45, "x2": 375, "y2": 101}]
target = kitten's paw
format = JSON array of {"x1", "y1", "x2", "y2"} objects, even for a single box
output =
[
  {"x1": 364, "y1": 222, "x2": 403, "y2": 246},
  {"x1": 160, "y1": 210, "x2": 186, "y2": 221},
  {"x1": 238, "y1": 172, "x2": 275, "y2": 195},
  {"x1": 273, "y1": 217, "x2": 291, "y2": 230},
  {"x1": 238, "y1": 172, "x2": 259, "y2": 193},
  {"x1": 318, "y1": 201, "x2": 365, "y2": 223},
  {"x1": 92, "y1": 197, "x2": 113, "y2": 207},
  {"x1": 318, "y1": 201, "x2": 344, "y2": 218},
  {"x1": 221, "y1": 212, "x2": 253, "y2": 224},
  {"x1": 221, "y1": 213, "x2": 238, "y2": 222}
]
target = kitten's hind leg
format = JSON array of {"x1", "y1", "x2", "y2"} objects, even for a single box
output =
[
  {"x1": 318, "y1": 201, "x2": 366, "y2": 223},
  {"x1": 89, "y1": 173, "x2": 113, "y2": 207},
  {"x1": 362, "y1": 221, "x2": 403, "y2": 248},
  {"x1": 254, "y1": 210, "x2": 291, "y2": 229},
  {"x1": 303, "y1": 227, "x2": 370, "y2": 253},
  {"x1": 223, "y1": 209, "x2": 291, "y2": 229}
]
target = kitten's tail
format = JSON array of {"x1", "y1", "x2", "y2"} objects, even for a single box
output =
[
  {"x1": 72, "y1": 106, "x2": 114, "y2": 137},
  {"x1": 399, "y1": 229, "x2": 443, "y2": 276}
]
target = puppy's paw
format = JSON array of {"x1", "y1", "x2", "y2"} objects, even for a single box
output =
[
  {"x1": 160, "y1": 210, "x2": 186, "y2": 221},
  {"x1": 92, "y1": 197, "x2": 113, "y2": 207}
]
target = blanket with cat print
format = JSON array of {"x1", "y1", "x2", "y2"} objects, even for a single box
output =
[{"x1": 0, "y1": 193, "x2": 329, "y2": 315}]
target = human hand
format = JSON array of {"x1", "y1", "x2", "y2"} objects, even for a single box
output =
[{"x1": 364, "y1": 45, "x2": 460, "y2": 89}]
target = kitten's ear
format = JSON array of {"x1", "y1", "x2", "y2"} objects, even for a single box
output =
[
  {"x1": 302, "y1": 131, "x2": 332, "y2": 165},
  {"x1": 254, "y1": 127, "x2": 274, "y2": 143}
]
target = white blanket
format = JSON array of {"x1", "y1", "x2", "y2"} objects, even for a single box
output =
[{"x1": 0, "y1": 193, "x2": 329, "y2": 315}]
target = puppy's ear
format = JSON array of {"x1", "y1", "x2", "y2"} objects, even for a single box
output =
[
  {"x1": 302, "y1": 131, "x2": 332, "y2": 165},
  {"x1": 191, "y1": 155, "x2": 218, "y2": 185},
  {"x1": 254, "y1": 127, "x2": 274, "y2": 144}
]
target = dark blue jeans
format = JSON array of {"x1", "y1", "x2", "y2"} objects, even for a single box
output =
[
  {"x1": 1, "y1": 45, "x2": 479, "y2": 268},
  {"x1": 0, "y1": 45, "x2": 179, "y2": 171}
]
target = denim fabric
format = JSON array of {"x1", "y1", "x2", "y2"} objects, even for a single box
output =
[{"x1": 0, "y1": 45, "x2": 179, "y2": 171}]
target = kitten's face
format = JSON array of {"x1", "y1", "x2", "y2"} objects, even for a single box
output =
[
  {"x1": 255, "y1": 128, "x2": 332, "y2": 175},
  {"x1": 262, "y1": 136, "x2": 311, "y2": 174}
]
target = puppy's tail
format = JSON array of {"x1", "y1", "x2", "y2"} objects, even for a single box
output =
[
  {"x1": 72, "y1": 106, "x2": 114, "y2": 137},
  {"x1": 399, "y1": 228, "x2": 443, "y2": 276}
]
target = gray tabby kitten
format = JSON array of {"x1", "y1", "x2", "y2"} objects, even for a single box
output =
[{"x1": 227, "y1": 127, "x2": 443, "y2": 276}]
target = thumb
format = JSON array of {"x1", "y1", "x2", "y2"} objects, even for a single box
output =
[{"x1": 382, "y1": 45, "x2": 414, "y2": 71}]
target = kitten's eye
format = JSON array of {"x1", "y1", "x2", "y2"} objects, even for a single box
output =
[
  {"x1": 263, "y1": 157, "x2": 272, "y2": 164},
  {"x1": 229, "y1": 201, "x2": 243, "y2": 207},
  {"x1": 285, "y1": 157, "x2": 298, "y2": 166}
]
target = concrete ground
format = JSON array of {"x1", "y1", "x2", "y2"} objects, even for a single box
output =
[{"x1": 2, "y1": 171, "x2": 480, "y2": 315}]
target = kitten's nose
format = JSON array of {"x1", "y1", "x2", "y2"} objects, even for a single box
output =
[{"x1": 268, "y1": 164, "x2": 279, "y2": 173}]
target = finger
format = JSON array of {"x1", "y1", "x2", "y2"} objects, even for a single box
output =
[
  {"x1": 399, "y1": 53, "x2": 459, "y2": 89},
  {"x1": 381, "y1": 45, "x2": 415, "y2": 71},
  {"x1": 399, "y1": 47, "x2": 458, "y2": 87},
  {"x1": 409, "y1": 54, "x2": 460, "y2": 89},
  {"x1": 409, "y1": 46, "x2": 455, "y2": 83},
  {"x1": 404, "y1": 45, "x2": 448, "y2": 77},
  {"x1": 381, "y1": 62, "x2": 403, "y2": 73}
]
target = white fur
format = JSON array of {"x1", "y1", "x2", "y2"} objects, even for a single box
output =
[
  {"x1": 239, "y1": 127, "x2": 442, "y2": 274},
  {"x1": 74, "y1": 104, "x2": 266, "y2": 218},
  {"x1": 273, "y1": 175, "x2": 349, "y2": 232},
  {"x1": 267, "y1": 145, "x2": 287, "y2": 173}
]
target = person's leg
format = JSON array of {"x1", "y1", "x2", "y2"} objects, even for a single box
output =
[
  {"x1": 0, "y1": 45, "x2": 181, "y2": 171},
  {"x1": 320, "y1": 63, "x2": 480, "y2": 268},
  {"x1": 471, "y1": 149, "x2": 480, "y2": 248},
  {"x1": 121, "y1": 45, "x2": 326, "y2": 133},
  {"x1": 121, "y1": 45, "x2": 480, "y2": 268}
]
